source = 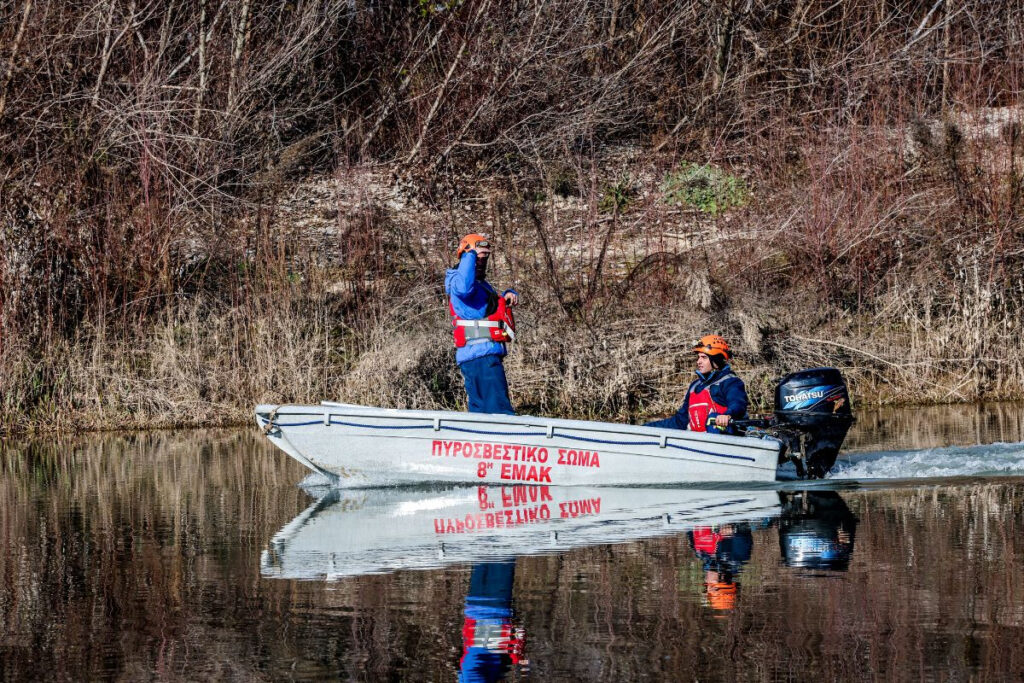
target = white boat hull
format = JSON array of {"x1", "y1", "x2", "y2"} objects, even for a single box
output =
[
  {"x1": 261, "y1": 484, "x2": 782, "y2": 579},
  {"x1": 255, "y1": 403, "x2": 783, "y2": 486}
]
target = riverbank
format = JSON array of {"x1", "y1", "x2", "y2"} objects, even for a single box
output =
[
  {"x1": 4, "y1": 303, "x2": 1021, "y2": 435},
  {"x1": 3, "y1": 3, "x2": 1022, "y2": 435},
  {"x1": 4, "y1": 155, "x2": 1022, "y2": 435}
]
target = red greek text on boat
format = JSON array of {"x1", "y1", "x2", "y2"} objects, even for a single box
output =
[
  {"x1": 431, "y1": 440, "x2": 549, "y2": 463},
  {"x1": 556, "y1": 448, "x2": 601, "y2": 468},
  {"x1": 498, "y1": 463, "x2": 551, "y2": 483}
]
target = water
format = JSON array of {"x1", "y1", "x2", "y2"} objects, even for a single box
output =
[{"x1": 2, "y1": 406, "x2": 1024, "y2": 681}]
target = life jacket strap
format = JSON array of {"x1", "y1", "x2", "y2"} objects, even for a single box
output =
[
  {"x1": 449, "y1": 294, "x2": 515, "y2": 347},
  {"x1": 456, "y1": 319, "x2": 505, "y2": 342}
]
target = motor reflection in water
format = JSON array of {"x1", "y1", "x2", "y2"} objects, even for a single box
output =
[
  {"x1": 778, "y1": 490, "x2": 858, "y2": 571},
  {"x1": 686, "y1": 491, "x2": 859, "y2": 612}
]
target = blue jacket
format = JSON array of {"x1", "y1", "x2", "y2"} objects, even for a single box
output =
[
  {"x1": 646, "y1": 365, "x2": 748, "y2": 433},
  {"x1": 445, "y1": 251, "x2": 517, "y2": 365}
]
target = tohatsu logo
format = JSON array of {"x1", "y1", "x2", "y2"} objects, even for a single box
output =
[{"x1": 785, "y1": 389, "x2": 826, "y2": 403}]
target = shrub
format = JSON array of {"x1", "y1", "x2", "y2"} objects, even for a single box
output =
[
  {"x1": 599, "y1": 175, "x2": 638, "y2": 213},
  {"x1": 660, "y1": 163, "x2": 748, "y2": 215}
]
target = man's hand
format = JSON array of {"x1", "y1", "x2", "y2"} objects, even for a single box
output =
[
  {"x1": 503, "y1": 291, "x2": 518, "y2": 306},
  {"x1": 715, "y1": 414, "x2": 731, "y2": 428},
  {"x1": 472, "y1": 244, "x2": 491, "y2": 259}
]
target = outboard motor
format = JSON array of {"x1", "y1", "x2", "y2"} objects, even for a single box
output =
[{"x1": 772, "y1": 367, "x2": 855, "y2": 478}]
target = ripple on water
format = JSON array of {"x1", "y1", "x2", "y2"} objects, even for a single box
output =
[
  {"x1": 830, "y1": 440, "x2": 1024, "y2": 481},
  {"x1": 299, "y1": 471, "x2": 337, "y2": 490}
]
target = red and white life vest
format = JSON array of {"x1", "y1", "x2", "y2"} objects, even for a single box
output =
[
  {"x1": 450, "y1": 292, "x2": 516, "y2": 348},
  {"x1": 690, "y1": 527, "x2": 723, "y2": 555},
  {"x1": 461, "y1": 617, "x2": 524, "y2": 665},
  {"x1": 687, "y1": 376, "x2": 731, "y2": 432}
]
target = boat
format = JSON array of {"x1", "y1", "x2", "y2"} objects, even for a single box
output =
[
  {"x1": 260, "y1": 484, "x2": 783, "y2": 579},
  {"x1": 256, "y1": 403, "x2": 783, "y2": 485},
  {"x1": 256, "y1": 367, "x2": 855, "y2": 486}
]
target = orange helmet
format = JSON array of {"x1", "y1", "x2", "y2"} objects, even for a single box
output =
[
  {"x1": 456, "y1": 233, "x2": 490, "y2": 260},
  {"x1": 704, "y1": 581, "x2": 738, "y2": 611},
  {"x1": 693, "y1": 334, "x2": 731, "y2": 361}
]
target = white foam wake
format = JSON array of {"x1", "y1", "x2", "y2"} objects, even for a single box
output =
[{"x1": 829, "y1": 441, "x2": 1024, "y2": 480}]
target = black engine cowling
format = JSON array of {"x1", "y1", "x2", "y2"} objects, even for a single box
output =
[{"x1": 773, "y1": 367, "x2": 855, "y2": 478}]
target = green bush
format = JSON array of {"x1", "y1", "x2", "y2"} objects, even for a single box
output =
[
  {"x1": 660, "y1": 163, "x2": 748, "y2": 215},
  {"x1": 599, "y1": 174, "x2": 638, "y2": 213}
]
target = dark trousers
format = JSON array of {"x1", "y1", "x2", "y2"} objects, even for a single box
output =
[{"x1": 460, "y1": 354, "x2": 515, "y2": 415}]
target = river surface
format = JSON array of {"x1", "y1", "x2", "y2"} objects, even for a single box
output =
[{"x1": 2, "y1": 404, "x2": 1024, "y2": 681}]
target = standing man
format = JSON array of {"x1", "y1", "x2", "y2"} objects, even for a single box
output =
[
  {"x1": 646, "y1": 334, "x2": 748, "y2": 434},
  {"x1": 445, "y1": 233, "x2": 519, "y2": 414}
]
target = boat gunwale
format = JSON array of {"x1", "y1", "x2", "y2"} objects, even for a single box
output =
[{"x1": 254, "y1": 403, "x2": 783, "y2": 455}]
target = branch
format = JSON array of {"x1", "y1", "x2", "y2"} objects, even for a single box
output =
[
  {"x1": 93, "y1": 0, "x2": 140, "y2": 106},
  {"x1": 225, "y1": 0, "x2": 251, "y2": 118},
  {"x1": 405, "y1": 0, "x2": 492, "y2": 166},
  {"x1": 0, "y1": 0, "x2": 33, "y2": 119}
]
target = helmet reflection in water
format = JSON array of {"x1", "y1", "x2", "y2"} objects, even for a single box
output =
[{"x1": 704, "y1": 578, "x2": 739, "y2": 611}]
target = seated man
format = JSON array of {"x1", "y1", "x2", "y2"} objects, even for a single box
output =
[{"x1": 646, "y1": 334, "x2": 748, "y2": 434}]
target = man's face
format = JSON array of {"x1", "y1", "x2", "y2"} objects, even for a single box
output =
[
  {"x1": 695, "y1": 352, "x2": 713, "y2": 374},
  {"x1": 473, "y1": 242, "x2": 490, "y2": 279}
]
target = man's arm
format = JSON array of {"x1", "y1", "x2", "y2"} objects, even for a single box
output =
[
  {"x1": 645, "y1": 408, "x2": 688, "y2": 430},
  {"x1": 645, "y1": 389, "x2": 692, "y2": 430},
  {"x1": 720, "y1": 377, "x2": 749, "y2": 419},
  {"x1": 447, "y1": 252, "x2": 479, "y2": 298}
]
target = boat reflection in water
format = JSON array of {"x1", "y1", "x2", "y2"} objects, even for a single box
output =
[
  {"x1": 262, "y1": 485, "x2": 781, "y2": 682},
  {"x1": 260, "y1": 485, "x2": 783, "y2": 579},
  {"x1": 261, "y1": 485, "x2": 858, "y2": 680}
]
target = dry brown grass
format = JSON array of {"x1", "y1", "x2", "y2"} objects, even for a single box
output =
[{"x1": 2, "y1": 293, "x2": 337, "y2": 431}]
